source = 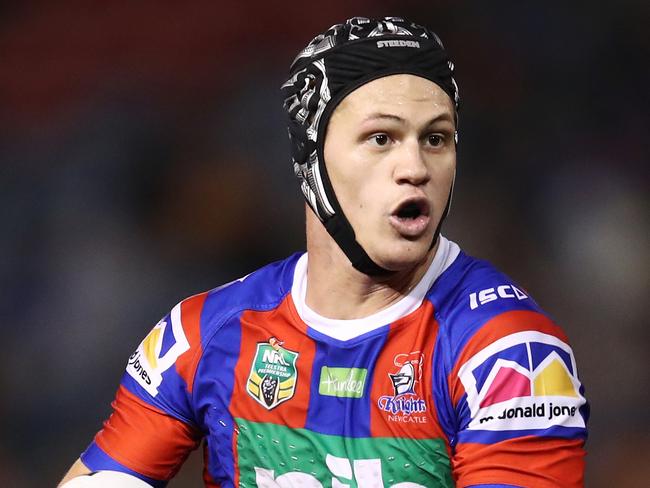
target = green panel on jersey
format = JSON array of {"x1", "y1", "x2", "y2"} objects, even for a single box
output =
[{"x1": 235, "y1": 418, "x2": 453, "y2": 487}]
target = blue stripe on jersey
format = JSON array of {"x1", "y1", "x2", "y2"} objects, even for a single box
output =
[
  {"x1": 456, "y1": 425, "x2": 588, "y2": 444},
  {"x1": 191, "y1": 254, "x2": 302, "y2": 485},
  {"x1": 193, "y1": 310, "x2": 244, "y2": 484},
  {"x1": 304, "y1": 328, "x2": 389, "y2": 437},
  {"x1": 81, "y1": 442, "x2": 166, "y2": 487},
  {"x1": 431, "y1": 331, "x2": 459, "y2": 447}
]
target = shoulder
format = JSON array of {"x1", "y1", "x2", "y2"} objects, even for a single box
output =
[
  {"x1": 427, "y1": 246, "x2": 587, "y2": 443},
  {"x1": 123, "y1": 253, "x2": 302, "y2": 401},
  {"x1": 426, "y1": 248, "x2": 584, "y2": 413},
  {"x1": 193, "y1": 252, "x2": 302, "y2": 334},
  {"x1": 428, "y1": 249, "x2": 542, "y2": 320},
  {"x1": 426, "y1": 249, "x2": 555, "y2": 361}
]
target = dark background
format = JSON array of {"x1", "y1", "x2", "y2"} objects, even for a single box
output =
[{"x1": 1, "y1": 1, "x2": 647, "y2": 486}]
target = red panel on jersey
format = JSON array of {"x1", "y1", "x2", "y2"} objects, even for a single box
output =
[
  {"x1": 370, "y1": 301, "x2": 448, "y2": 444},
  {"x1": 175, "y1": 292, "x2": 208, "y2": 393},
  {"x1": 229, "y1": 295, "x2": 315, "y2": 427},
  {"x1": 95, "y1": 385, "x2": 201, "y2": 480},
  {"x1": 453, "y1": 436, "x2": 585, "y2": 487}
]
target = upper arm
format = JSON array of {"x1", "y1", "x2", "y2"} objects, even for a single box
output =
[
  {"x1": 80, "y1": 293, "x2": 209, "y2": 483},
  {"x1": 446, "y1": 310, "x2": 588, "y2": 487}
]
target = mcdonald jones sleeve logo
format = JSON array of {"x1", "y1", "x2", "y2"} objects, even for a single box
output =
[
  {"x1": 457, "y1": 331, "x2": 586, "y2": 431},
  {"x1": 125, "y1": 303, "x2": 190, "y2": 397}
]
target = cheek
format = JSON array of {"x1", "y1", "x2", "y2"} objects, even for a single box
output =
[
  {"x1": 432, "y1": 156, "x2": 456, "y2": 189},
  {"x1": 339, "y1": 176, "x2": 369, "y2": 214},
  {"x1": 324, "y1": 147, "x2": 373, "y2": 214},
  {"x1": 330, "y1": 171, "x2": 382, "y2": 229}
]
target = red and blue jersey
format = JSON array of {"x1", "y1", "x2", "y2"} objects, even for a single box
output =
[{"x1": 81, "y1": 237, "x2": 588, "y2": 487}]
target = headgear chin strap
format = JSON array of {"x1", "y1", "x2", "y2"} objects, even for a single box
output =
[{"x1": 282, "y1": 17, "x2": 460, "y2": 275}]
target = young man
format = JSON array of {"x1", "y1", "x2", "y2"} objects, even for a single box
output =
[{"x1": 60, "y1": 17, "x2": 588, "y2": 487}]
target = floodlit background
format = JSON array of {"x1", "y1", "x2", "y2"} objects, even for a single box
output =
[{"x1": 1, "y1": 1, "x2": 647, "y2": 486}]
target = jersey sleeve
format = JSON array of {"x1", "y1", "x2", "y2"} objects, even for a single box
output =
[
  {"x1": 447, "y1": 310, "x2": 588, "y2": 488},
  {"x1": 81, "y1": 292, "x2": 209, "y2": 483}
]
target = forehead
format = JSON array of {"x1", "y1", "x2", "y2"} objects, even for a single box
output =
[{"x1": 334, "y1": 74, "x2": 454, "y2": 119}]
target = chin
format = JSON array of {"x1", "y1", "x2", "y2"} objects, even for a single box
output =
[{"x1": 370, "y1": 239, "x2": 432, "y2": 272}]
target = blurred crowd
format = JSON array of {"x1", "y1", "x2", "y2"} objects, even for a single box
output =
[{"x1": 0, "y1": 1, "x2": 647, "y2": 486}]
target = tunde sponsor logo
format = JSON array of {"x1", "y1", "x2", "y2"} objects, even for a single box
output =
[
  {"x1": 376, "y1": 39, "x2": 420, "y2": 48},
  {"x1": 319, "y1": 367, "x2": 367, "y2": 398},
  {"x1": 468, "y1": 284, "x2": 528, "y2": 310}
]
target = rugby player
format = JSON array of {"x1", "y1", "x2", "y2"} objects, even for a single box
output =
[{"x1": 60, "y1": 17, "x2": 588, "y2": 487}]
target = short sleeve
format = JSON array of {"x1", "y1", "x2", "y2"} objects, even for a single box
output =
[
  {"x1": 447, "y1": 310, "x2": 588, "y2": 488},
  {"x1": 82, "y1": 293, "x2": 209, "y2": 481}
]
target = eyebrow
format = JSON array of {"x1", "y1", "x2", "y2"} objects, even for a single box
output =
[{"x1": 361, "y1": 112, "x2": 454, "y2": 126}]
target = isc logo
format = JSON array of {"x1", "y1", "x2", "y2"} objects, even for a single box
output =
[{"x1": 469, "y1": 284, "x2": 528, "y2": 310}]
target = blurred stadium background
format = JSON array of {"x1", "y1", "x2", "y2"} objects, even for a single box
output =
[{"x1": 0, "y1": 1, "x2": 647, "y2": 486}]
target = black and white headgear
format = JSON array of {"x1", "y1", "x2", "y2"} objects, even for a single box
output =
[{"x1": 282, "y1": 16, "x2": 460, "y2": 275}]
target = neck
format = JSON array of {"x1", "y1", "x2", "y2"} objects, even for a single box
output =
[{"x1": 304, "y1": 208, "x2": 437, "y2": 320}]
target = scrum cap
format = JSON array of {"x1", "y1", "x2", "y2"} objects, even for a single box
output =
[{"x1": 282, "y1": 16, "x2": 459, "y2": 275}]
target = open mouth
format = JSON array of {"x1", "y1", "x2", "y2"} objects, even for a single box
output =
[
  {"x1": 389, "y1": 198, "x2": 431, "y2": 237},
  {"x1": 393, "y1": 199, "x2": 429, "y2": 220},
  {"x1": 396, "y1": 201, "x2": 425, "y2": 220}
]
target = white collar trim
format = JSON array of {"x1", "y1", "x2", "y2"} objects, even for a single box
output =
[{"x1": 291, "y1": 236, "x2": 460, "y2": 341}]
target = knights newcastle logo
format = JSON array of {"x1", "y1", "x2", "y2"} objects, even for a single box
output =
[
  {"x1": 378, "y1": 351, "x2": 428, "y2": 424},
  {"x1": 247, "y1": 337, "x2": 299, "y2": 409}
]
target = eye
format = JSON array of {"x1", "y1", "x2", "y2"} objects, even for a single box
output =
[
  {"x1": 370, "y1": 134, "x2": 390, "y2": 146},
  {"x1": 426, "y1": 134, "x2": 444, "y2": 147}
]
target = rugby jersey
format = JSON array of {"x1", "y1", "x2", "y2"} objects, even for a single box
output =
[{"x1": 81, "y1": 237, "x2": 588, "y2": 487}]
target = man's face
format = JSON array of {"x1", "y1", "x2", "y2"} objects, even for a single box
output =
[{"x1": 324, "y1": 74, "x2": 456, "y2": 271}]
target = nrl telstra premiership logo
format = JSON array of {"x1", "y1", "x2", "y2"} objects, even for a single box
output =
[
  {"x1": 247, "y1": 337, "x2": 299, "y2": 409},
  {"x1": 377, "y1": 351, "x2": 428, "y2": 423}
]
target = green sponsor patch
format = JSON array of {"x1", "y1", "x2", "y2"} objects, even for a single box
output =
[
  {"x1": 319, "y1": 367, "x2": 367, "y2": 398},
  {"x1": 235, "y1": 418, "x2": 453, "y2": 488}
]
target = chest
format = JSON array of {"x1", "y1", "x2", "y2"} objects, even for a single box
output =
[{"x1": 197, "y1": 308, "x2": 454, "y2": 487}]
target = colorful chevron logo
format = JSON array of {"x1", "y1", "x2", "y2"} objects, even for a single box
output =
[{"x1": 458, "y1": 331, "x2": 586, "y2": 431}]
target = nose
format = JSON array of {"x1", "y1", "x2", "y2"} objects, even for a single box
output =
[{"x1": 392, "y1": 140, "x2": 430, "y2": 186}]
